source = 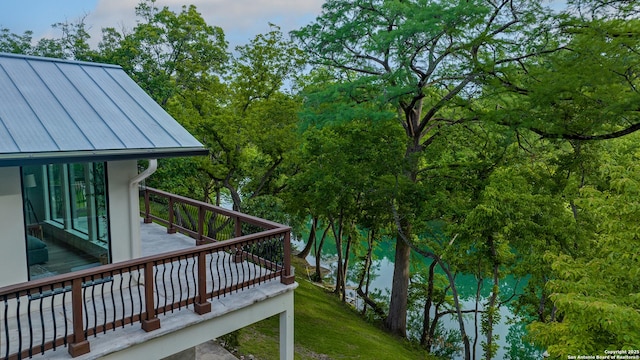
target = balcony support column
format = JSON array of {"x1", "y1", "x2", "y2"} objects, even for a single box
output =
[{"x1": 279, "y1": 294, "x2": 294, "y2": 360}]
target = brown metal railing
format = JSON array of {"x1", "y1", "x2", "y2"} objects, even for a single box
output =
[
  {"x1": 142, "y1": 187, "x2": 284, "y2": 244},
  {"x1": 1, "y1": 188, "x2": 294, "y2": 360}
]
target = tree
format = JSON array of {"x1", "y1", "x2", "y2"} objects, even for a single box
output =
[
  {"x1": 199, "y1": 25, "x2": 305, "y2": 212},
  {"x1": 1, "y1": 17, "x2": 94, "y2": 60},
  {"x1": 286, "y1": 117, "x2": 404, "y2": 300},
  {"x1": 292, "y1": 1, "x2": 557, "y2": 351},
  {"x1": 98, "y1": 0, "x2": 229, "y2": 107},
  {"x1": 527, "y1": 135, "x2": 640, "y2": 357}
]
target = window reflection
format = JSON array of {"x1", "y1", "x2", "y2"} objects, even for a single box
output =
[{"x1": 22, "y1": 162, "x2": 111, "y2": 280}]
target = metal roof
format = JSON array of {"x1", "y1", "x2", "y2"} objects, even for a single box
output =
[{"x1": 0, "y1": 53, "x2": 208, "y2": 167}]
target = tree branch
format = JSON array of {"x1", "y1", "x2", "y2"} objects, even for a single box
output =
[{"x1": 530, "y1": 121, "x2": 640, "y2": 140}]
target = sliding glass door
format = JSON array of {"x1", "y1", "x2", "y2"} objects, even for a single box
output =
[{"x1": 22, "y1": 162, "x2": 111, "y2": 279}]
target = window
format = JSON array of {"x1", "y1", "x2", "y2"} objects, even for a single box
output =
[{"x1": 23, "y1": 162, "x2": 111, "y2": 280}]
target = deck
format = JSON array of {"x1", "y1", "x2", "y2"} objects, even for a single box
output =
[{"x1": 0, "y1": 188, "x2": 296, "y2": 360}]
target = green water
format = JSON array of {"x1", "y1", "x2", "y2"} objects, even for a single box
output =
[{"x1": 293, "y1": 236, "x2": 542, "y2": 359}]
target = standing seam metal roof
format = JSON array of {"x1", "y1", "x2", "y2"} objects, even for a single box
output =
[{"x1": 0, "y1": 52, "x2": 207, "y2": 166}]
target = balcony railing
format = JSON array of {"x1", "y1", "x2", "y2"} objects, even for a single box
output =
[{"x1": 1, "y1": 187, "x2": 293, "y2": 360}]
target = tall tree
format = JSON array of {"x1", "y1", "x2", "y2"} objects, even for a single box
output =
[
  {"x1": 528, "y1": 135, "x2": 640, "y2": 358},
  {"x1": 98, "y1": 0, "x2": 229, "y2": 106},
  {"x1": 200, "y1": 25, "x2": 305, "y2": 212},
  {"x1": 292, "y1": 1, "x2": 557, "y2": 350}
]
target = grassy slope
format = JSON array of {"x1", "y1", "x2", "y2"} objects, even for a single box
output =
[{"x1": 234, "y1": 258, "x2": 433, "y2": 360}]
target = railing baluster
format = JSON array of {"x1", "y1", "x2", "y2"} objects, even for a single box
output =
[
  {"x1": 216, "y1": 251, "x2": 223, "y2": 298},
  {"x1": 27, "y1": 291, "x2": 33, "y2": 357},
  {"x1": 91, "y1": 276, "x2": 97, "y2": 337},
  {"x1": 51, "y1": 290, "x2": 57, "y2": 351},
  {"x1": 141, "y1": 262, "x2": 160, "y2": 332},
  {"x1": 110, "y1": 272, "x2": 116, "y2": 331},
  {"x1": 128, "y1": 267, "x2": 135, "y2": 325},
  {"x1": 136, "y1": 268, "x2": 143, "y2": 323},
  {"x1": 16, "y1": 293, "x2": 21, "y2": 360},
  {"x1": 119, "y1": 270, "x2": 126, "y2": 328},
  {"x1": 188, "y1": 257, "x2": 196, "y2": 308},
  {"x1": 62, "y1": 284, "x2": 68, "y2": 345},
  {"x1": 177, "y1": 258, "x2": 183, "y2": 310},
  {"x1": 68, "y1": 278, "x2": 90, "y2": 357},
  {"x1": 3, "y1": 295, "x2": 8, "y2": 359},
  {"x1": 101, "y1": 279, "x2": 107, "y2": 334}
]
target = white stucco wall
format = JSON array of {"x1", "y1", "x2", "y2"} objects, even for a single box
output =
[
  {"x1": 0, "y1": 167, "x2": 28, "y2": 287},
  {"x1": 107, "y1": 160, "x2": 139, "y2": 263}
]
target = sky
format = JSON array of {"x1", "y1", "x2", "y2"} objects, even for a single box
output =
[
  {"x1": 0, "y1": 0, "x2": 326, "y2": 49},
  {"x1": 0, "y1": 1, "x2": 568, "y2": 51}
]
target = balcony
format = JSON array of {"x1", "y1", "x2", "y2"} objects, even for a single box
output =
[{"x1": 0, "y1": 187, "x2": 296, "y2": 360}]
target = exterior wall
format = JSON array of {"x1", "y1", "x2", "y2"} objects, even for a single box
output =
[
  {"x1": 0, "y1": 167, "x2": 28, "y2": 287},
  {"x1": 107, "y1": 160, "x2": 139, "y2": 263}
]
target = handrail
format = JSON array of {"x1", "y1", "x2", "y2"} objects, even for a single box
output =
[
  {"x1": 142, "y1": 187, "x2": 285, "y2": 230},
  {"x1": 1, "y1": 189, "x2": 294, "y2": 360}
]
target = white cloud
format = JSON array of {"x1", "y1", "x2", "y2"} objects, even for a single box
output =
[{"x1": 84, "y1": 0, "x2": 325, "y2": 47}]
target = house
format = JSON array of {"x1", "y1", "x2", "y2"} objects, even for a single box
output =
[{"x1": 0, "y1": 53, "x2": 296, "y2": 360}]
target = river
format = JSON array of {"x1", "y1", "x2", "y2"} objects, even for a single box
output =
[{"x1": 292, "y1": 236, "x2": 542, "y2": 360}]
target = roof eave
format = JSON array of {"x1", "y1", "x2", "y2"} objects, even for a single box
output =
[{"x1": 0, "y1": 147, "x2": 209, "y2": 167}]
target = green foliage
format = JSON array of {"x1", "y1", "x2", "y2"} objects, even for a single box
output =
[{"x1": 528, "y1": 135, "x2": 640, "y2": 357}]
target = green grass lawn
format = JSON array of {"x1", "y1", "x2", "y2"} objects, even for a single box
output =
[{"x1": 233, "y1": 258, "x2": 434, "y2": 360}]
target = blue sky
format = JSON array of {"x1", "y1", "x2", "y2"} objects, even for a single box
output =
[
  {"x1": 1, "y1": 1, "x2": 566, "y2": 50},
  {"x1": 0, "y1": 0, "x2": 325, "y2": 48},
  {"x1": 1, "y1": 0, "x2": 99, "y2": 37}
]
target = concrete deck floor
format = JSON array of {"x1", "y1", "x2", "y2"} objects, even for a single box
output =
[{"x1": 5, "y1": 220, "x2": 294, "y2": 360}]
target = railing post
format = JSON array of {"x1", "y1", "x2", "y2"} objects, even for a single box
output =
[
  {"x1": 234, "y1": 216, "x2": 242, "y2": 238},
  {"x1": 143, "y1": 187, "x2": 152, "y2": 223},
  {"x1": 167, "y1": 196, "x2": 176, "y2": 234},
  {"x1": 194, "y1": 251, "x2": 211, "y2": 315},
  {"x1": 196, "y1": 205, "x2": 205, "y2": 245},
  {"x1": 68, "y1": 278, "x2": 90, "y2": 357},
  {"x1": 141, "y1": 262, "x2": 161, "y2": 332},
  {"x1": 281, "y1": 230, "x2": 295, "y2": 285}
]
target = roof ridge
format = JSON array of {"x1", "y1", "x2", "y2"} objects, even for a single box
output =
[{"x1": 0, "y1": 52, "x2": 122, "y2": 69}]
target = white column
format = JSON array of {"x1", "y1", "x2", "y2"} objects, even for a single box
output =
[{"x1": 279, "y1": 292, "x2": 294, "y2": 360}]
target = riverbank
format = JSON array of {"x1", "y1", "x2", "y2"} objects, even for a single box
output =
[{"x1": 230, "y1": 257, "x2": 433, "y2": 360}]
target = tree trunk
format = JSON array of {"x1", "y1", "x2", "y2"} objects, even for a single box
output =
[
  {"x1": 473, "y1": 274, "x2": 483, "y2": 360},
  {"x1": 386, "y1": 128, "x2": 422, "y2": 337},
  {"x1": 315, "y1": 224, "x2": 329, "y2": 281},
  {"x1": 358, "y1": 229, "x2": 375, "y2": 316},
  {"x1": 484, "y1": 237, "x2": 500, "y2": 360},
  {"x1": 385, "y1": 233, "x2": 411, "y2": 337},
  {"x1": 225, "y1": 181, "x2": 243, "y2": 212},
  {"x1": 331, "y1": 216, "x2": 344, "y2": 298},
  {"x1": 421, "y1": 260, "x2": 438, "y2": 350},
  {"x1": 438, "y1": 258, "x2": 471, "y2": 360},
  {"x1": 297, "y1": 216, "x2": 317, "y2": 259},
  {"x1": 342, "y1": 233, "x2": 353, "y2": 302}
]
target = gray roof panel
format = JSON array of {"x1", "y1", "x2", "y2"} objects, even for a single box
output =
[
  {"x1": 106, "y1": 68, "x2": 203, "y2": 146},
  {"x1": 28, "y1": 60, "x2": 124, "y2": 149},
  {"x1": 0, "y1": 53, "x2": 207, "y2": 166}
]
